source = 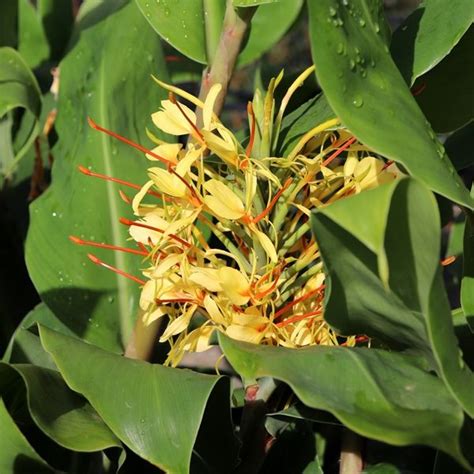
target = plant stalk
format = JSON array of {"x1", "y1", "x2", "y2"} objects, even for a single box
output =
[
  {"x1": 197, "y1": 1, "x2": 256, "y2": 123},
  {"x1": 124, "y1": 310, "x2": 163, "y2": 360},
  {"x1": 339, "y1": 428, "x2": 364, "y2": 474}
]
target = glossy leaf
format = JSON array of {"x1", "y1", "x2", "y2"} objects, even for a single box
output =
[
  {"x1": 26, "y1": 0, "x2": 170, "y2": 351},
  {"x1": 0, "y1": 398, "x2": 54, "y2": 474},
  {"x1": 136, "y1": 0, "x2": 302, "y2": 66},
  {"x1": 237, "y1": 0, "x2": 303, "y2": 66},
  {"x1": 413, "y1": 27, "x2": 474, "y2": 133},
  {"x1": 40, "y1": 326, "x2": 238, "y2": 473},
  {"x1": 311, "y1": 178, "x2": 474, "y2": 418},
  {"x1": 219, "y1": 334, "x2": 471, "y2": 468},
  {"x1": 307, "y1": 0, "x2": 474, "y2": 209},
  {"x1": 391, "y1": 0, "x2": 474, "y2": 85},
  {"x1": 0, "y1": 362, "x2": 121, "y2": 452}
]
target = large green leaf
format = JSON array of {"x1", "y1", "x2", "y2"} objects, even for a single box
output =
[
  {"x1": 0, "y1": 47, "x2": 41, "y2": 178},
  {"x1": 26, "y1": 0, "x2": 170, "y2": 351},
  {"x1": 311, "y1": 178, "x2": 474, "y2": 418},
  {"x1": 40, "y1": 326, "x2": 238, "y2": 473},
  {"x1": 0, "y1": 398, "x2": 54, "y2": 474},
  {"x1": 135, "y1": 0, "x2": 302, "y2": 66},
  {"x1": 391, "y1": 0, "x2": 474, "y2": 85},
  {"x1": 219, "y1": 335, "x2": 472, "y2": 469},
  {"x1": 0, "y1": 362, "x2": 121, "y2": 452},
  {"x1": 307, "y1": 0, "x2": 474, "y2": 209},
  {"x1": 413, "y1": 26, "x2": 474, "y2": 133}
]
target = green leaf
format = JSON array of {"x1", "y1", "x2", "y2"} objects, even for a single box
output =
[
  {"x1": 0, "y1": 0, "x2": 18, "y2": 48},
  {"x1": 237, "y1": 0, "x2": 303, "y2": 66},
  {"x1": 277, "y1": 94, "x2": 337, "y2": 156},
  {"x1": 311, "y1": 178, "x2": 474, "y2": 419},
  {"x1": 307, "y1": 0, "x2": 474, "y2": 209},
  {"x1": 40, "y1": 326, "x2": 238, "y2": 473},
  {"x1": 0, "y1": 47, "x2": 41, "y2": 177},
  {"x1": 462, "y1": 210, "x2": 474, "y2": 332},
  {"x1": 0, "y1": 362, "x2": 121, "y2": 452},
  {"x1": 234, "y1": 0, "x2": 279, "y2": 5},
  {"x1": 18, "y1": 0, "x2": 50, "y2": 69},
  {"x1": 445, "y1": 122, "x2": 474, "y2": 171},
  {"x1": 26, "y1": 0, "x2": 170, "y2": 351},
  {"x1": 219, "y1": 334, "x2": 471, "y2": 469},
  {"x1": 413, "y1": 26, "x2": 474, "y2": 133},
  {"x1": 391, "y1": 0, "x2": 474, "y2": 85},
  {"x1": 0, "y1": 398, "x2": 54, "y2": 474}
]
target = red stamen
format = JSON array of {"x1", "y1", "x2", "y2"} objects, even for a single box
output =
[
  {"x1": 254, "y1": 266, "x2": 284, "y2": 300},
  {"x1": 252, "y1": 178, "x2": 293, "y2": 224},
  {"x1": 441, "y1": 255, "x2": 456, "y2": 266},
  {"x1": 411, "y1": 82, "x2": 426, "y2": 96},
  {"x1": 276, "y1": 310, "x2": 322, "y2": 328},
  {"x1": 165, "y1": 55, "x2": 181, "y2": 62},
  {"x1": 246, "y1": 102, "x2": 256, "y2": 157},
  {"x1": 168, "y1": 93, "x2": 205, "y2": 143},
  {"x1": 274, "y1": 284, "x2": 325, "y2": 320},
  {"x1": 87, "y1": 117, "x2": 174, "y2": 167},
  {"x1": 119, "y1": 217, "x2": 192, "y2": 248},
  {"x1": 87, "y1": 253, "x2": 145, "y2": 285},
  {"x1": 382, "y1": 160, "x2": 394, "y2": 171},
  {"x1": 322, "y1": 136, "x2": 356, "y2": 167},
  {"x1": 78, "y1": 165, "x2": 162, "y2": 199},
  {"x1": 118, "y1": 189, "x2": 132, "y2": 204},
  {"x1": 70, "y1": 235, "x2": 148, "y2": 256}
]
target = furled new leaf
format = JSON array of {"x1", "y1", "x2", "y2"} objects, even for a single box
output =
[{"x1": 307, "y1": 0, "x2": 473, "y2": 209}]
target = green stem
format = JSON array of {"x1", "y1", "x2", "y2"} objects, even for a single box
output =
[
  {"x1": 124, "y1": 310, "x2": 163, "y2": 360},
  {"x1": 197, "y1": 1, "x2": 256, "y2": 123},
  {"x1": 203, "y1": 0, "x2": 225, "y2": 64}
]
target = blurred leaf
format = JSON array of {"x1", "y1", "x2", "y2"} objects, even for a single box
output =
[
  {"x1": 18, "y1": 0, "x2": 50, "y2": 69},
  {"x1": 462, "y1": 210, "x2": 474, "y2": 333},
  {"x1": 234, "y1": 0, "x2": 279, "y2": 5},
  {"x1": 0, "y1": 0, "x2": 18, "y2": 48},
  {"x1": 311, "y1": 178, "x2": 474, "y2": 418},
  {"x1": 0, "y1": 362, "x2": 121, "y2": 453},
  {"x1": 237, "y1": 0, "x2": 303, "y2": 66},
  {"x1": 0, "y1": 398, "x2": 54, "y2": 473},
  {"x1": 26, "y1": 0, "x2": 170, "y2": 351},
  {"x1": 40, "y1": 326, "x2": 238, "y2": 473},
  {"x1": 219, "y1": 334, "x2": 471, "y2": 468},
  {"x1": 391, "y1": 0, "x2": 474, "y2": 85},
  {"x1": 445, "y1": 122, "x2": 474, "y2": 171},
  {"x1": 307, "y1": 0, "x2": 474, "y2": 209},
  {"x1": 363, "y1": 464, "x2": 400, "y2": 474},
  {"x1": 413, "y1": 27, "x2": 474, "y2": 133},
  {"x1": 277, "y1": 94, "x2": 336, "y2": 156},
  {"x1": 0, "y1": 47, "x2": 41, "y2": 180},
  {"x1": 447, "y1": 221, "x2": 465, "y2": 258}
]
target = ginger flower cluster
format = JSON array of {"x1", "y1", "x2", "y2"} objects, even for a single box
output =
[{"x1": 80, "y1": 67, "x2": 398, "y2": 366}]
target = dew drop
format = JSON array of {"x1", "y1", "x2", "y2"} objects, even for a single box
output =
[
  {"x1": 374, "y1": 23, "x2": 380, "y2": 33},
  {"x1": 352, "y1": 95, "x2": 363, "y2": 108},
  {"x1": 359, "y1": 18, "x2": 366, "y2": 27},
  {"x1": 336, "y1": 43, "x2": 344, "y2": 54},
  {"x1": 349, "y1": 59, "x2": 356, "y2": 71},
  {"x1": 329, "y1": 6, "x2": 337, "y2": 16}
]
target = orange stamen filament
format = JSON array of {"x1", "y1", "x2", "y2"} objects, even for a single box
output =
[
  {"x1": 168, "y1": 93, "x2": 205, "y2": 143},
  {"x1": 322, "y1": 136, "x2": 356, "y2": 167},
  {"x1": 119, "y1": 217, "x2": 192, "y2": 248},
  {"x1": 87, "y1": 253, "x2": 145, "y2": 285},
  {"x1": 382, "y1": 160, "x2": 394, "y2": 171},
  {"x1": 441, "y1": 255, "x2": 456, "y2": 266},
  {"x1": 87, "y1": 117, "x2": 174, "y2": 167},
  {"x1": 246, "y1": 102, "x2": 256, "y2": 157},
  {"x1": 78, "y1": 165, "x2": 163, "y2": 199},
  {"x1": 341, "y1": 335, "x2": 369, "y2": 346},
  {"x1": 274, "y1": 284, "x2": 325, "y2": 320},
  {"x1": 70, "y1": 235, "x2": 148, "y2": 256},
  {"x1": 276, "y1": 310, "x2": 322, "y2": 328},
  {"x1": 252, "y1": 178, "x2": 293, "y2": 224}
]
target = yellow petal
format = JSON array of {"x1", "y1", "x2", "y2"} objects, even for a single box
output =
[
  {"x1": 129, "y1": 213, "x2": 168, "y2": 245},
  {"x1": 203, "y1": 83, "x2": 222, "y2": 130},
  {"x1": 201, "y1": 129, "x2": 239, "y2": 167},
  {"x1": 148, "y1": 167, "x2": 187, "y2": 197},
  {"x1": 143, "y1": 306, "x2": 167, "y2": 325},
  {"x1": 181, "y1": 326, "x2": 215, "y2": 352},
  {"x1": 226, "y1": 325, "x2": 264, "y2": 344},
  {"x1": 218, "y1": 267, "x2": 250, "y2": 306},
  {"x1": 254, "y1": 229, "x2": 278, "y2": 263},
  {"x1": 152, "y1": 100, "x2": 197, "y2": 135},
  {"x1": 146, "y1": 143, "x2": 182, "y2": 163},
  {"x1": 132, "y1": 180, "x2": 154, "y2": 215},
  {"x1": 203, "y1": 179, "x2": 245, "y2": 220},
  {"x1": 203, "y1": 294, "x2": 226, "y2": 325},
  {"x1": 159, "y1": 304, "x2": 197, "y2": 342},
  {"x1": 189, "y1": 268, "x2": 222, "y2": 292}
]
